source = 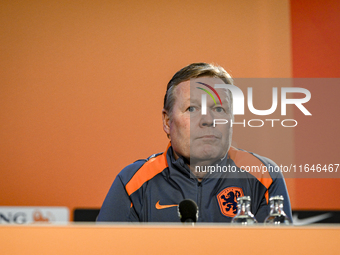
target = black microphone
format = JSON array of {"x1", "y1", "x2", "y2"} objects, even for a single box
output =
[{"x1": 178, "y1": 199, "x2": 198, "y2": 223}]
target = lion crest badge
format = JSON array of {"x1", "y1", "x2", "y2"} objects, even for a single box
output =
[{"x1": 217, "y1": 187, "x2": 244, "y2": 217}]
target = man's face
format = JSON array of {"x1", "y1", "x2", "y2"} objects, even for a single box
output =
[{"x1": 163, "y1": 77, "x2": 233, "y2": 164}]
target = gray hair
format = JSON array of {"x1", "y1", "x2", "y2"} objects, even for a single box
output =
[{"x1": 163, "y1": 63, "x2": 234, "y2": 117}]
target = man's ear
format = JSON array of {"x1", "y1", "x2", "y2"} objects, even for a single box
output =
[{"x1": 162, "y1": 109, "x2": 170, "y2": 138}]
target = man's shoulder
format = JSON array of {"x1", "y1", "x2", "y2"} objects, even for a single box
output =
[
  {"x1": 228, "y1": 146, "x2": 277, "y2": 167},
  {"x1": 246, "y1": 150, "x2": 277, "y2": 167},
  {"x1": 117, "y1": 152, "x2": 167, "y2": 186},
  {"x1": 228, "y1": 146, "x2": 283, "y2": 180}
]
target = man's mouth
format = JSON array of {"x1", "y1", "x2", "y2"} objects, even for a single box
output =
[{"x1": 199, "y1": 135, "x2": 219, "y2": 139}]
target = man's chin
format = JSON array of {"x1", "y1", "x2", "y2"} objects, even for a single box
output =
[{"x1": 190, "y1": 150, "x2": 226, "y2": 164}]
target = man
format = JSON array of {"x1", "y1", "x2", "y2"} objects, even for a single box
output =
[{"x1": 97, "y1": 63, "x2": 292, "y2": 222}]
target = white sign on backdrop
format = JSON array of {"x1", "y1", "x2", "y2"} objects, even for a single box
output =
[{"x1": 0, "y1": 207, "x2": 69, "y2": 225}]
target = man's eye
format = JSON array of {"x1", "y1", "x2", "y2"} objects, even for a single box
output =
[
  {"x1": 188, "y1": 106, "x2": 196, "y2": 112},
  {"x1": 215, "y1": 107, "x2": 225, "y2": 113}
]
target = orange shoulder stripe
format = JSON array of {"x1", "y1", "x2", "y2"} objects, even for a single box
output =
[
  {"x1": 125, "y1": 145, "x2": 169, "y2": 196},
  {"x1": 228, "y1": 146, "x2": 273, "y2": 204}
]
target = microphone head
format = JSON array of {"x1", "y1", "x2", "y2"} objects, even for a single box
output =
[{"x1": 178, "y1": 199, "x2": 198, "y2": 223}]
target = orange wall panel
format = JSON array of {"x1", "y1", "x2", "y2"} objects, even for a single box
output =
[
  {"x1": 291, "y1": 0, "x2": 340, "y2": 209},
  {"x1": 0, "y1": 0, "x2": 294, "y2": 215}
]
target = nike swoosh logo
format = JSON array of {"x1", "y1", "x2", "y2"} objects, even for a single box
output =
[
  {"x1": 292, "y1": 213, "x2": 333, "y2": 226},
  {"x1": 155, "y1": 200, "x2": 178, "y2": 209}
]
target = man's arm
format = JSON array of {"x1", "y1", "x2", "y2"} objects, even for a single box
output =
[
  {"x1": 254, "y1": 156, "x2": 293, "y2": 222},
  {"x1": 268, "y1": 175, "x2": 292, "y2": 219},
  {"x1": 97, "y1": 174, "x2": 139, "y2": 222},
  {"x1": 254, "y1": 176, "x2": 292, "y2": 222}
]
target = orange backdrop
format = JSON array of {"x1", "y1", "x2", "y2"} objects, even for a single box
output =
[
  {"x1": 0, "y1": 0, "x2": 339, "y2": 218},
  {"x1": 291, "y1": 0, "x2": 340, "y2": 209}
]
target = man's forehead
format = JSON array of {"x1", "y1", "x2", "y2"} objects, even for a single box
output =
[
  {"x1": 173, "y1": 77, "x2": 231, "y2": 104},
  {"x1": 190, "y1": 77, "x2": 231, "y2": 101},
  {"x1": 175, "y1": 77, "x2": 229, "y2": 93}
]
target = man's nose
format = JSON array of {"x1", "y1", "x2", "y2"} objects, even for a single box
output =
[{"x1": 199, "y1": 109, "x2": 214, "y2": 127}]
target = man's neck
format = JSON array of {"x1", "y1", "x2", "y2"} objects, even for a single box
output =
[{"x1": 171, "y1": 148, "x2": 228, "y2": 181}]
